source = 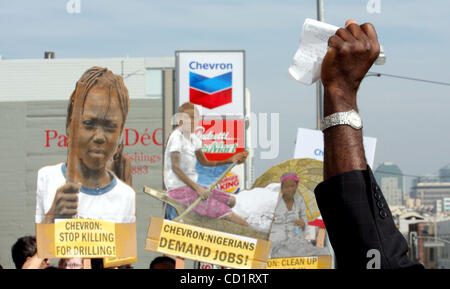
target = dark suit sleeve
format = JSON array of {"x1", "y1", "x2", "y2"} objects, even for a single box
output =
[{"x1": 314, "y1": 166, "x2": 423, "y2": 269}]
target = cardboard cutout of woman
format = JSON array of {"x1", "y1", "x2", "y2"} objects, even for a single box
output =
[
  {"x1": 269, "y1": 172, "x2": 329, "y2": 258},
  {"x1": 35, "y1": 67, "x2": 135, "y2": 224},
  {"x1": 163, "y1": 102, "x2": 248, "y2": 225}
]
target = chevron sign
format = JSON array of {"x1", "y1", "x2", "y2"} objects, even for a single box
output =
[
  {"x1": 177, "y1": 51, "x2": 244, "y2": 114},
  {"x1": 189, "y1": 71, "x2": 232, "y2": 109}
]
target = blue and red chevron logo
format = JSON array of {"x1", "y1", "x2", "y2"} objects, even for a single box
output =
[{"x1": 189, "y1": 72, "x2": 232, "y2": 109}]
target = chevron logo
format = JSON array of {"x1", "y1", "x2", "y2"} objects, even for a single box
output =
[{"x1": 189, "y1": 72, "x2": 232, "y2": 109}]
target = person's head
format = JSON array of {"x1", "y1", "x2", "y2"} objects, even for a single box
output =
[
  {"x1": 149, "y1": 256, "x2": 175, "y2": 269},
  {"x1": 11, "y1": 235, "x2": 48, "y2": 269},
  {"x1": 280, "y1": 172, "x2": 300, "y2": 199},
  {"x1": 58, "y1": 257, "x2": 83, "y2": 269},
  {"x1": 176, "y1": 102, "x2": 199, "y2": 133},
  {"x1": 66, "y1": 66, "x2": 130, "y2": 173}
]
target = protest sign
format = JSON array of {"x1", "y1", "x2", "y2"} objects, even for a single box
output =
[
  {"x1": 145, "y1": 217, "x2": 270, "y2": 269},
  {"x1": 36, "y1": 220, "x2": 136, "y2": 258},
  {"x1": 293, "y1": 127, "x2": 377, "y2": 167},
  {"x1": 54, "y1": 219, "x2": 115, "y2": 258},
  {"x1": 266, "y1": 256, "x2": 332, "y2": 269},
  {"x1": 288, "y1": 18, "x2": 384, "y2": 86}
]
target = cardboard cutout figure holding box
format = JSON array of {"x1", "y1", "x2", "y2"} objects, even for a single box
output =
[{"x1": 35, "y1": 67, "x2": 137, "y2": 259}]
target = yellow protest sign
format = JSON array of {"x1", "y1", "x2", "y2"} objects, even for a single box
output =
[
  {"x1": 37, "y1": 221, "x2": 136, "y2": 258},
  {"x1": 145, "y1": 217, "x2": 270, "y2": 269},
  {"x1": 266, "y1": 255, "x2": 332, "y2": 269},
  {"x1": 54, "y1": 219, "x2": 116, "y2": 258}
]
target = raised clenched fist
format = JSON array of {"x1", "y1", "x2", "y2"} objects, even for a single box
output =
[{"x1": 321, "y1": 20, "x2": 380, "y2": 115}]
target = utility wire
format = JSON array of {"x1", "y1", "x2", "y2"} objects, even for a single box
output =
[
  {"x1": 375, "y1": 170, "x2": 450, "y2": 179},
  {"x1": 367, "y1": 71, "x2": 450, "y2": 87}
]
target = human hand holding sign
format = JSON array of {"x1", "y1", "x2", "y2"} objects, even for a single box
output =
[
  {"x1": 44, "y1": 182, "x2": 81, "y2": 223},
  {"x1": 316, "y1": 22, "x2": 423, "y2": 269}
]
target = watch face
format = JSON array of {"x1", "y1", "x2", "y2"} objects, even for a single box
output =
[{"x1": 348, "y1": 111, "x2": 362, "y2": 128}]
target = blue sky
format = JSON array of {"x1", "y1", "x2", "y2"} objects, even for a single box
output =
[{"x1": 1, "y1": 0, "x2": 449, "y2": 192}]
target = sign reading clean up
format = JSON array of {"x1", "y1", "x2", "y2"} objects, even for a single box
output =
[
  {"x1": 267, "y1": 256, "x2": 332, "y2": 269},
  {"x1": 294, "y1": 128, "x2": 377, "y2": 168},
  {"x1": 176, "y1": 51, "x2": 244, "y2": 115}
]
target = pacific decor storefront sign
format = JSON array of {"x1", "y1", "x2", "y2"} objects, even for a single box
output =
[{"x1": 43, "y1": 127, "x2": 163, "y2": 177}]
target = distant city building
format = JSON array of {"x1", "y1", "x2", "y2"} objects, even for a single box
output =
[
  {"x1": 437, "y1": 220, "x2": 450, "y2": 269},
  {"x1": 440, "y1": 164, "x2": 450, "y2": 183},
  {"x1": 375, "y1": 162, "x2": 404, "y2": 207},
  {"x1": 436, "y1": 199, "x2": 443, "y2": 215},
  {"x1": 407, "y1": 219, "x2": 450, "y2": 269},
  {"x1": 409, "y1": 164, "x2": 450, "y2": 214},
  {"x1": 412, "y1": 175, "x2": 440, "y2": 187},
  {"x1": 445, "y1": 198, "x2": 450, "y2": 212},
  {"x1": 390, "y1": 207, "x2": 425, "y2": 235},
  {"x1": 412, "y1": 164, "x2": 450, "y2": 185},
  {"x1": 408, "y1": 222, "x2": 438, "y2": 269},
  {"x1": 410, "y1": 183, "x2": 450, "y2": 214}
]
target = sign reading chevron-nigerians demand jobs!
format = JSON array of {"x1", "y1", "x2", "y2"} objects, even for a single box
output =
[{"x1": 176, "y1": 51, "x2": 244, "y2": 116}]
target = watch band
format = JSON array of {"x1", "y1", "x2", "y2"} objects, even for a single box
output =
[{"x1": 320, "y1": 109, "x2": 362, "y2": 131}]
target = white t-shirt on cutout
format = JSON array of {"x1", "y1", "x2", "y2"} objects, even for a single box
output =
[
  {"x1": 35, "y1": 162, "x2": 136, "y2": 223},
  {"x1": 164, "y1": 128, "x2": 202, "y2": 191}
]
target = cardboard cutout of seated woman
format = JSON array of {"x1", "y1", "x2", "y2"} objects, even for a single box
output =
[
  {"x1": 164, "y1": 102, "x2": 249, "y2": 226},
  {"x1": 269, "y1": 172, "x2": 329, "y2": 258},
  {"x1": 35, "y1": 66, "x2": 135, "y2": 224}
]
